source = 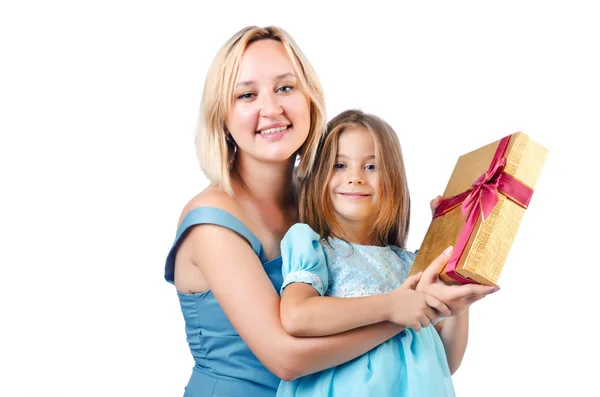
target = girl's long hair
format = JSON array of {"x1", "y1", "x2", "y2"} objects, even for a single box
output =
[{"x1": 300, "y1": 109, "x2": 411, "y2": 248}]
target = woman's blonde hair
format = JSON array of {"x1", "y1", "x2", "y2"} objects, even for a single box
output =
[
  {"x1": 196, "y1": 26, "x2": 326, "y2": 195},
  {"x1": 300, "y1": 109, "x2": 411, "y2": 248}
]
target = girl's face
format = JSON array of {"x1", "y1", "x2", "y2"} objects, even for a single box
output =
[
  {"x1": 226, "y1": 39, "x2": 311, "y2": 165},
  {"x1": 328, "y1": 127, "x2": 382, "y2": 228}
]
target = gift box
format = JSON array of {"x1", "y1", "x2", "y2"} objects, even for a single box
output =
[{"x1": 408, "y1": 132, "x2": 548, "y2": 286}]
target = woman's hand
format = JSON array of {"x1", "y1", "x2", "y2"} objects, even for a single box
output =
[{"x1": 430, "y1": 195, "x2": 443, "y2": 215}]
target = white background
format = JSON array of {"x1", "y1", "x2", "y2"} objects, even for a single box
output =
[{"x1": 1, "y1": 1, "x2": 598, "y2": 396}]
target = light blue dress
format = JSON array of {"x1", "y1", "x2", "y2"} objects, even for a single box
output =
[
  {"x1": 165, "y1": 207, "x2": 282, "y2": 396},
  {"x1": 277, "y1": 223, "x2": 456, "y2": 397}
]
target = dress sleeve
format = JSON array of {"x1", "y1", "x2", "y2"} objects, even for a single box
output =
[{"x1": 280, "y1": 223, "x2": 329, "y2": 296}]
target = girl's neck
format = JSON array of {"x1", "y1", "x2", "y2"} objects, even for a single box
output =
[
  {"x1": 332, "y1": 220, "x2": 381, "y2": 247},
  {"x1": 232, "y1": 153, "x2": 297, "y2": 209}
]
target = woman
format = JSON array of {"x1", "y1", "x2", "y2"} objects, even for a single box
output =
[{"x1": 164, "y1": 26, "x2": 494, "y2": 397}]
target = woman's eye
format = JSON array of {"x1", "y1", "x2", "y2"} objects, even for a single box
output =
[
  {"x1": 237, "y1": 92, "x2": 255, "y2": 100},
  {"x1": 277, "y1": 85, "x2": 293, "y2": 93},
  {"x1": 365, "y1": 164, "x2": 377, "y2": 171},
  {"x1": 333, "y1": 163, "x2": 345, "y2": 169}
]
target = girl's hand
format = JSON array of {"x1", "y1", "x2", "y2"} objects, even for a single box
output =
[
  {"x1": 386, "y1": 280, "x2": 451, "y2": 331},
  {"x1": 416, "y1": 246, "x2": 500, "y2": 316},
  {"x1": 400, "y1": 272, "x2": 422, "y2": 290}
]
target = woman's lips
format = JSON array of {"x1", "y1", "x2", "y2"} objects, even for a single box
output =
[{"x1": 257, "y1": 125, "x2": 291, "y2": 141}]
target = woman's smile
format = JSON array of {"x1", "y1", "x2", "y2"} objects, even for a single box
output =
[{"x1": 257, "y1": 123, "x2": 292, "y2": 141}]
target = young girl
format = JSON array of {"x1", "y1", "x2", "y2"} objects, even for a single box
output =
[{"x1": 277, "y1": 110, "x2": 468, "y2": 396}]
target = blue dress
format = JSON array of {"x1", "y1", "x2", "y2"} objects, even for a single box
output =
[
  {"x1": 277, "y1": 224, "x2": 456, "y2": 397},
  {"x1": 165, "y1": 207, "x2": 282, "y2": 397}
]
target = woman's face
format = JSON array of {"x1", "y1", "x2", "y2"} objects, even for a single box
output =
[{"x1": 226, "y1": 39, "x2": 311, "y2": 165}]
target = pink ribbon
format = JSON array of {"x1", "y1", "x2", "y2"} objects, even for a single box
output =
[{"x1": 432, "y1": 135, "x2": 534, "y2": 284}]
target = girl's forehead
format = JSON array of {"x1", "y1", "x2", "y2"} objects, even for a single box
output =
[
  {"x1": 336, "y1": 128, "x2": 376, "y2": 155},
  {"x1": 337, "y1": 127, "x2": 373, "y2": 144}
]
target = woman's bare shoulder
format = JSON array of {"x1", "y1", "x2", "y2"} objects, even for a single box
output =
[{"x1": 177, "y1": 186, "x2": 244, "y2": 229}]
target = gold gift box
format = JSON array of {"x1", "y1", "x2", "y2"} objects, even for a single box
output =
[{"x1": 408, "y1": 132, "x2": 548, "y2": 286}]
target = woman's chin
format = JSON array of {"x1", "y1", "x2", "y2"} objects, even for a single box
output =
[
  {"x1": 262, "y1": 143, "x2": 304, "y2": 164},
  {"x1": 265, "y1": 151, "x2": 299, "y2": 165}
]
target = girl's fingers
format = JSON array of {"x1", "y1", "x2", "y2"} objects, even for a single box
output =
[
  {"x1": 423, "y1": 246, "x2": 454, "y2": 281},
  {"x1": 401, "y1": 272, "x2": 422, "y2": 289},
  {"x1": 425, "y1": 294, "x2": 451, "y2": 317},
  {"x1": 425, "y1": 305, "x2": 440, "y2": 325},
  {"x1": 419, "y1": 315, "x2": 431, "y2": 330}
]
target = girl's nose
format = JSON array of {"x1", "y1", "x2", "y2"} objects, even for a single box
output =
[{"x1": 347, "y1": 172, "x2": 364, "y2": 185}]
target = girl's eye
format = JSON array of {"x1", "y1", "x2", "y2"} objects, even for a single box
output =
[
  {"x1": 277, "y1": 85, "x2": 293, "y2": 93},
  {"x1": 237, "y1": 92, "x2": 255, "y2": 100},
  {"x1": 333, "y1": 163, "x2": 345, "y2": 169},
  {"x1": 365, "y1": 164, "x2": 377, "y2": 171}
]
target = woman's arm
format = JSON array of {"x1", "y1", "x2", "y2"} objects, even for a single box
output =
[
  {"x1": 434, "y1": 309, "x2": 469, "y2": 374},
  {"x1": 180, "y1": 224, "x2": 409, "y2": 381},
  {"x1": 416, "y1": 245, "x2": 499, "y2": 374}
]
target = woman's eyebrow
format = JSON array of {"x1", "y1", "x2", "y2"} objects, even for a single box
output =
[
  {"x1": 236, "y1": 72, "x2": 296, "y2": 88},
  {"x1": 274, "y1": 72, "x2": 296, "y2": 81},
  {"x1": 236, "y1": 80, "x2": 255, "y2": 88}
]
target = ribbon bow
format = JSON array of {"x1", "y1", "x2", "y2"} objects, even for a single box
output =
[
  {"x1": 461, "y1": 157, "x2": 506, "y2": 221},
  {"x1": 431, "y1": 135, "x2": 535, "y2": 285}
]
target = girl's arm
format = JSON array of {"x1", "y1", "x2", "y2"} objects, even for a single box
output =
[
  {"x1": 280, "y1": 273, "x2": 448, "y2": 337},
  {"x1": 179, "y1": 223, "x2": 407, "y2": 381},
  {"x1": 279, "y1": 223, "x2": 450, "y2": 337}
]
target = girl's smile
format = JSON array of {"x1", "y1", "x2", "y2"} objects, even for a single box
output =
[
  {"x1": 328, "y1": 127, "x2": 381, "y2": 227},
  {"x1": 336, "y1": 192, "x2": 373, "y2": 199}
]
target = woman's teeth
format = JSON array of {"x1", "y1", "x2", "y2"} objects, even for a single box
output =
[{"x1": 259, "y1": 126, "x2": 288, "y2": 135}]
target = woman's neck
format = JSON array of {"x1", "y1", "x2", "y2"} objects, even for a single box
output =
[{"x1": 232, "y1": 153, "x2": 297, "y2": 209}]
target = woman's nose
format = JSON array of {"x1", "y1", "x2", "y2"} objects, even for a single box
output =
[{"x1": 259, "y1": 92, "x2": 283, "y2": 117}]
